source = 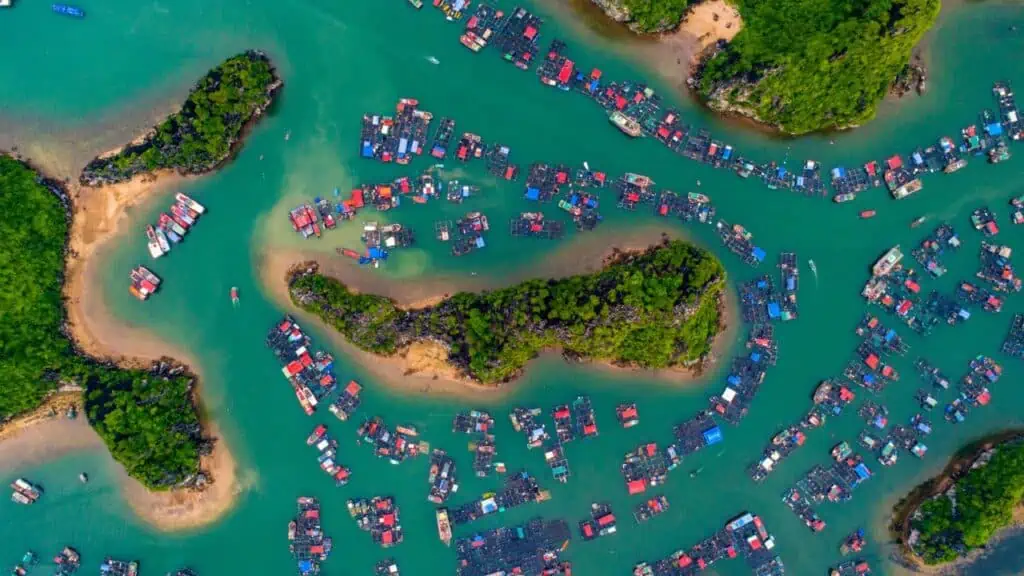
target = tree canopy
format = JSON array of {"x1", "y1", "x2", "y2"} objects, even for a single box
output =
[
  {"x1": 0, "y1": 156, "x2": 203, "y2": 489},
  {"x1": 81, "y1": 50, "x2": 280, "y2": 185},
  {"x1": 697, "y1": 0, "x2": 940, "y2": 133},
  {"x1": 290, "y1": 241, "x2": 726, "y2": 384},
  {"x1": 912, "y1": 442, "x2": 1024, "y2": 564},
  {"x1": 622, "y1": 0, "x2": 691, "y2": 33}
]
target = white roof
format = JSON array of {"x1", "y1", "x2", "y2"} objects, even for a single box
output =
[{"x1": 721, "y1": 388, "x2": 737, "y2": 402}]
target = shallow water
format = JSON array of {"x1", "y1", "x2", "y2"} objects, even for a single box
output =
[{"x1": 2, "y1": 0, "x2": 1024, "y2": 575}]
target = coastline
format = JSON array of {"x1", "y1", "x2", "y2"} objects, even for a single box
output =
[
  {"x1": 0, "y1": 156, "x2": 242, "y2": 531},
  {"x1": 889, "y1": 429, "x2": 1024, "y2": 573},
  {"x1": 259, "y1": 226, "x2": 738, "y2": 401}
]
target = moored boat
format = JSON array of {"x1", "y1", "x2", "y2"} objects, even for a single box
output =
[
  {"x1": 231, "y1": 286, "x2": 239, "y2": 305},
  {"x1": 609, "y1": 111, "x2": 643, "y2": 138},
  {"x1": 175, "y1": 192, "x2": 206, "y2": 214},
  {"x1": 145, "y1": 225, "x2": 165, "y2": 258},
  {"x1": 436, "y1": 508, "x2": 452, "y2": 546},
  {"x1": 871, "y1": 246, "x2": 903, "y2": 277},
  {"x1": 859, "y1": 210, "x2": 876, "y2": 219},
  {"x1": 51, "y1": 3, "x2": 84, "y2": 17}
]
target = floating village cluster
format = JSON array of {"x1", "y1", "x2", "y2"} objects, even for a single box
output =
[
  {"x1": 348, "y1": 495, "x2": 404, "y2": 548},
  {"x1": 144, "y1": 193, "x2": 206, "y2": 259},
  {"x1": 410, "y1": 0, "x2": 1024, "y2": 205},
  {"x1": 632, "y1": 511, "x2": 785, "y2": 575},
  {"x1": 289, "y1": 497, "x2": 332, "y2": 575}
]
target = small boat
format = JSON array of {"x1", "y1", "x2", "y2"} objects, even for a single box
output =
[
  {"x1": 808, "y1": 259, "x2": 818, "y2": 279},
  {"x1": 153, "y1": 226, "x2": 171, "y2": 253},
  {"x1": 52, "y1": 3, "x2": 85, "y2": 17},
  {"x1": 307, "y1": 424, "x2": 327, "y2": 446},
  {"x1": 175, "y1": 192, "x2": 206, "y2": 214},
  {"x1": 910, "y1": 215, "x2": 927, "y2": 228},
  {"x1": 145, "y1": 225, "x2": 165, "y2": 258},
  {"x1": 859, "y1": 210, "x2": 876, "y2": 219},
  {"x1": 436, "y1": 508, "x2": 452, "y2": 546},
  {"x1": 840, "y1": 528, "x2": 866, "y2": 555},
  {"x1": 231, "y1": 286, "x2": 239, "y2": 305},
  {"x1": 689, "y1": 466, "x2": 704, "y2": 478},
  {"x1": 79, "y1": 473, "x2": 89, "y2": 483},
  {"x1": 426, "y1": 55, "x2": 439, "y2": 64}
]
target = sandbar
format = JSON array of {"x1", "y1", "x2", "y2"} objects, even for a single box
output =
[{"x1": 259, "y1": 225, "x2": 738, "y2": 402}]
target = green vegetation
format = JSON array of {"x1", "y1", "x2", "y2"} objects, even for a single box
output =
[
  {"x1": 697, "y1": 0, "x2": 941, "y2": 133},
  {"x1": 622, "y1": 0, "x2": 691, "y2": 33},
  {"x1": 80, "y1": 50, "x2": 281, "y2": 186},
  {"x1": 0, "y1": 155, "x2": 205, "y2": 489},
  {"x1": 911, "y1": 441, "x2": 1024, "y2": 564},
  {"x1": 289, "y1": 240, "x2": 726, "y2": 384}
]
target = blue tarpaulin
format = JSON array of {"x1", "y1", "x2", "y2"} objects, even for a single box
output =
[
  {"x1": 525, "y1": 187, "x2": 540, "y2": 201},
  {"x1": 361, "y1": 141, "x2": 373, "y2": 158},
  {"x1": 702, "y1": 426, "x2": 723, "y2": 445},
  {"x1": 722, "y1": 147, "x2": 732, "y2": 160},
  {"x1": 569, "y1": 193, "x2": 580, "y2": 205},
  {"x1": 727, "y1": 375, "x2": 741, "y2": 386},
  {"x1": 751, "y1": 247, "x2": 766, "y2": 262},
  {"x1": 750, "y1": 352, "x2": 761, "y2": 363},
  {"x1": 475, "y1": 237, "x2": 486, "y2": 248},
  {"x1": 786, "y1": 276, "x2": 796, "y2": 291},
  {"x1": 757, "y1": 279, "x2": 768, "y2": 289},
  {"x1": 986, "y1": 123, "x2": 1004, "y2": 136},
  {"x1": 298, "y1": 560, "x2": 314, "y2": 574},
  {"x1": 767, "y1": 302, "x2": 781, "y2": 319},
  {"x1": 884, "y1": 329, "x2": 896, "y2": 342},
  {"x1": 832, "y1": 166, "x2": 847, "y2": 179}
]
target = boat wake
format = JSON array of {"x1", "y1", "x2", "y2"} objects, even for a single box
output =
[{"x1": 808, "y1": 259, "x2": 818, "y2": 284}]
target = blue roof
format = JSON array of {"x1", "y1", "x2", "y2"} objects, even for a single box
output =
[
  {"x1": 727, "y1": 375, "x2": 741, "y2": 386},
  {"x1": 475, "y1": 237, "x2": 486, "y2": 248},
  {"x1": 786, "y1": 276, "x2": 796, "y2": 291},
  {"x1": 722, "y1": 147, "x2": 732, "y2": 160},
  {"x1": 884, "y1": 329, "x2": 896, "y2": 342},
  {"x1": 777, "y1": 166, "x2": 787, "y2": 177},
  {"x1": 757, "y1": 279, "x2": 768, "y2": 289},
  {"x1": 986, "y1": 122, "x2": 1003, "y2": 136},
  {"x1": 751, "y1": 247, "x2": 766, "y2": 261},
  {"x1": 702, "y1": 426, "x2": 723, "y2": 445},
  {"x1": 767, "y1": 302, "x2": 781, "y2": 319},
  {"x1": 361, "y1": 142, "x2": 373, "y2": 158},
  {"x1": 854, "y1": 463, "x2": 871, "y2": 480},
  {"x1": 368, "y1": 247, "x2": 388, "y2": 260},
  {"x1": 298, "y1": 560, "x2": 314, "y2": 572},
  {"x1": 832, "y1": 166, "x2": 847, "y2": 178},
  {"x1": 750, "y1": 352, "x2": 761, "y2": 363},
  {"x1": 525, "y1": 187, "x2": 540, "y2": 200},
  {"x1": 570, "y1": 193, "x2": 580, "y2": 205}
]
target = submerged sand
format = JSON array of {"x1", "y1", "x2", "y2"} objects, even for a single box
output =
[{"x1": 259, "y1": 225, "x2": 739, "y2": 402}]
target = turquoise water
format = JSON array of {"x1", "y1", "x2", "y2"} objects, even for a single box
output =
[{"x1": 2, "y1": 0, "x2": 1024, "y2": 574}]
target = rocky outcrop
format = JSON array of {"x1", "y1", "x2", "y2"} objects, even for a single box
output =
[{"x1": 589, "y1": 0, "x2": 680, "y2": 34}]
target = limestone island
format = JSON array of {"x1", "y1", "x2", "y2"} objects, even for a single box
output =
[
  {"x1": 586, "y1": 0, "x2": 939, "y2": 134},
  {"x1": 80, "y1": 49, "x2": 282, "y2": 186},
  {"x1": 287, "y1": 239, "x2": 727, "y2": 386},
  {"x1": 891, "y1": 432, "x2": 1024, "y2": 569},
  {"x1": 0, "y1": 155, "x2": 212, "y2": 491}
]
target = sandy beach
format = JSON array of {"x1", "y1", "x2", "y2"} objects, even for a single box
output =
[
  {"x1": 259, "y1": 225, "x2": 739, "y2": 401},
  {"x1": 634, "y1": 0, "x2": 743, "y2": 92}
]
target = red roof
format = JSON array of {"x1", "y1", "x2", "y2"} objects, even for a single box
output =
[
  {"x1": 615, "y1": 95, "x2": 627, "y2": 110},
  {"x1": 749, "y1": 537, "x2": 762, "y2": 550},
  {"x1": 286, "y1": 361, "x2": 304, "y2": 376},
  {"x1": 677, "y1": 555, "x2": 692, "y2": 568},
  {"x1": 524, "y1": 25, "x2": 537, "y2": 39},
  {"x1": 897, "y1": 299, "x2": 913, "y2": 316},
  {"x1": 345, "y1": 380, "x2": 361, "y2": 395},
  {"x1": 381, "y1": 530, "x2": 393, "y2": 544},
  {"x1": 627, "y1": 479, "x2": 647, "y2": 494},
  {"x1": 557, "y1": 60, "x2": 573, "y2": 84},
  {"x1": 555, "y1": 408, "x2": 570, "y2": 419},
  {"x1": 977, "y1": 390, "x2": 991, "y2": 405},
  {"x1": 986, "y1": 221, "x2": 999, "y2": 234},
  {"x1": 645, "y1": 443, "x2": 657, "y2": 457},
  {"x1": 582, "y1": 523, "x2": 594, "y2": 537},
  {"x1": 905, "y1": 280, "x2": 920, "y2": 293},
  {"x1": 865, "y1": 161, "x2": 878, "y2": 176},
  {"x1": 556, "y1": 171, "x2": 568, "y2": 184},
  {"x1": 633, "y1": 92, "x2": 644, "y2": 104},
  {"x1": 351, "y1": 189, "x2": 365, "y2": 208},
  {"x1": 597, "y1": 514, "x2": 615, "y2": 526},
  {"x1": 382, "y1": 513, "x2": 396, "y2": 526},
  {"x1": 657, "y1": 126, "x2": 670, "y2": 138},
  {"x1": 886, "y1": 155, "x2": 903, "y2": 170},
  {"x1": 864, "y1": 354, "x2": 880, "y2": 370},
  {"x1": 621, "y1": 406, "x2": 637, "y2": 419}
]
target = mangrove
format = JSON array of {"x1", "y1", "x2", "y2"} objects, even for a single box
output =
[
  {"x1": 0, "y1": 155, "x2": 209, "y2": 489},
  {"x1": 903, "y1": 437, "x2": 1024, "y2": 565},
  {"x1": 80, "y1": 50, "x2": 282, "y2": 186},
  {"x1": 696, "y1": 0, "x2": 941, "y2": 133},
  {"x1": 288, "y1": 240, "x2": 727, "y2": 384}
]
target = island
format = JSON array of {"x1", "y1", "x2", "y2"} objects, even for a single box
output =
[
  {"x1": 0, "y1": 155, "x2": 209, "y2": 490},
  {"x1": 892, "y1": 432, "x2": 1024, "y2": 568},
  {"x1": 586, "y1": 0, "x2": 940, "y2": 134},
  {"x1": 287, "y1": 239, "x2": 727, "y2": 385},
  {"x1": 80, "y1": 49, "x2": 282, "y2": 186}
]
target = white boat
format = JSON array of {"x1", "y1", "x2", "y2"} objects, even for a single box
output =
[
  {"x1": 175, "y1": 192, "x2": 206, "y2": 214},
  {"x1": 426, "y1": 56, "x2": 440, "y2": 65},
  {"x1": 145, "y1": 225, "x2": 165, "y2": 258},
  {"x1": 153, "y1": 226, "x2": 171, "y2": 253}
]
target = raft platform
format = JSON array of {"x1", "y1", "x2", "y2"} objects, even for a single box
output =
[
  {"x1": 266, "y1": 317, "x2": 339, "y2": 415},
  {"x1": 348, "y1": 495, "x2": 403, "y2": 548}
]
